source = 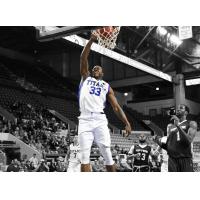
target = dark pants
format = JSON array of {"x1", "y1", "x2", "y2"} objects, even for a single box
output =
[{"x1": 168, "y1": 157, "x2": 193, "y2": 172}]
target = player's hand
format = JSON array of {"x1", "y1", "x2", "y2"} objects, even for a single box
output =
[
  {"x1": 90, "y1": 33, "x2": 97, "y2": 42},
  {"x1": 152, "y1": 135, "x2": 157, "y2": 141},
  {"x1": 153, "y1": 150, "x2": 160, "y2": 157},
  {"x1": 124, "y1": 123, "x2": 132, "y2": 137},
  {"x1": 170, "y1": 115, "x2": 180, "y2": 126},
  {"x1": 135, "y1": 153, "x2": 140, "y2": 160}
]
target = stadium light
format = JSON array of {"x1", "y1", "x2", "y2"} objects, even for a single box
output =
[
  {"x1": 170, "y1": 35, "x2": 182, "y2": 46},
  {"x1": 157, "y1": 26, "x2": 167, "y2": 35},
  {"x1": 156, "y1": 87, "x2": 160, "y2": 91}
]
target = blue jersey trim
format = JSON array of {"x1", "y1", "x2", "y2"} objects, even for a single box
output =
[
  {"x1": 107, "y1": 84, "x2": 110, "y2": 94},
  {"x1": 78, "y1": 79, "x2": 84, "y2": 108}
]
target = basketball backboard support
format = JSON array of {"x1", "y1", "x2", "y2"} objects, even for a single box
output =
[{"x1": 36, "y1": 26, "x2": 99, "y2": 42}]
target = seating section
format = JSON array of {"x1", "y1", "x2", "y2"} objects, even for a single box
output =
[
  {"x1": 123, "y1": 106, "x2": 150, "y2": 131},
  {"x1": 0, "y1": 61, "x2": 76, "y2": 100},
  {"x1": 110, "y1": 134, "x2": 135, "y2": 151},
  {"x1": 104, "y1": 104, "x2": 124, "y2": 129},
  {"x1": 110, "y1": 133, "x2": 154, "y2": 152},
  {"x1": 124, "y1": 105, "x2": 168, "y2": 133},
  {"x1": 0, "y1": 63, "x2": 13, "y2": 81}
]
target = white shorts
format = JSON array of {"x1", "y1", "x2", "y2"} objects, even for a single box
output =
[
  {"x1": 78, "y1": 113, "x2": 114, "y2": 165},
  {"x1": 67, "y1": 162, "x2": 81, "y2": 172},
  {"x1": 78, "y1": 113, "x2": 111, "y2": 149},
  {"x1": 161, "y1": 162, "x2": 168, "y2": 172}
]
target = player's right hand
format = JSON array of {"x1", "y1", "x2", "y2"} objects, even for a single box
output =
[
  {"x1": 135, "y1": 153, "x2": 140, "y2": 160},
  {"x1": 90, "y1": 33, "x2": 97, "y2": 41}
]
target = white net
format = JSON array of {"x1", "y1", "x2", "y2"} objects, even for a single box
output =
[{"x1": 92, "y1": 26, "x2": 120, "y2": 50}]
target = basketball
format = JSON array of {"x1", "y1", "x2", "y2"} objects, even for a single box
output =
[
  {"x1": 98, "y1": 26, "x2": 114, "y2": 39},
  {"x1": 92, "y1": 26, "x2": 120, "y2": 49}
]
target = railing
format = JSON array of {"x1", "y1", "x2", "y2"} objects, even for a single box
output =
[{"x1": 0, "y1": 133, "x2": 42, "y2": 160}]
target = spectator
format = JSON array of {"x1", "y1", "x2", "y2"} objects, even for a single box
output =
[
  {"x1": 7, "y1": 159, "x2": 20, "y2": 172},
  {"x1": 29, "y1": 153, "x2": 39, "y2": 169},
  {"x1": 49, "y1": 159, "x2": 57, "y2": 172},
  {"x1": 119, "y1": 157, "x2": 132, "y2": 172},
  {"x1": 111, "y1": 147, "x2": 118, "y2": 157},
  {"x1": 114, "y1": 144, "x2": 120, "y2": 152},
  {"x1": 35, "y1": 159, "x2": 49, "y2": 172},
  {"x1": 29, "y1": 161, "x2": 36, "y2": 172},
  {"x1": 56, "y1": 159, "x2": 66, "y2": 172},
  {"x1": 92, "y1": 159, "x2": 104, "y2": 172},
  {"x1": 97, "y1": 156, "x2": 106, "y2": 172}
]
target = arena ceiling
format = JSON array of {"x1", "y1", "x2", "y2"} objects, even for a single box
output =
[{"x1": 0, "y1": 26, "x2": 200, "y2": 79}]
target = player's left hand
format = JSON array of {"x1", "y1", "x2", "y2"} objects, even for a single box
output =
[
  {"x1": 170, "y1": 115, "x2": 180, "y2": 126},
  {"x1": 124, "y1": 124, "x2": 132, "y2": 137}
]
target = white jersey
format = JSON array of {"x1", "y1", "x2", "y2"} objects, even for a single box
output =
[
  {"x1": 68, "y1": 144, "x2": 81, "y2": 163},
  {"x1": 79, "y1": 76, "x2": 110, "y2": 113}
]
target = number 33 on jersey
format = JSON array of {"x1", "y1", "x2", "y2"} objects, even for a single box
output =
[{"x1": 79, "y1": 77, "x2": 110, "y2": 113}]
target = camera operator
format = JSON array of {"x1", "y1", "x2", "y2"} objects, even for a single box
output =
[
  {"x1": 35, "y1": 159, "x2": 49, "y2": 172},
  {"x1": 154, "y1": 104, "x2": 197, "y2": 172}
]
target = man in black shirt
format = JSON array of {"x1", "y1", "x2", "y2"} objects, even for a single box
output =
[{"x1": 154, "y1": 104, "x2": 197, "y2": 172}]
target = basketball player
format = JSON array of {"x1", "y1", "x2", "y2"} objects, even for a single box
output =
[
  {"x1": 154, "y1": 104, "x2": 197, "y2": 172},
  {"x1": 65, "y1": 136, "x2": 81, "y2": 172},
  {"x1": 128, "y1": 133, "x2": 156, "y2": 172},
  {"x1": 159, "y1": 145, "x2": 168, "y2": 172},
  {"x1": 78, "y1": 34, "x2": 132, "y2": 172}
]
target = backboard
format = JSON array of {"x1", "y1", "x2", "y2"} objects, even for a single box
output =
[{"x1": 35, "y1": 26, "x2": 99, "y2": 42}]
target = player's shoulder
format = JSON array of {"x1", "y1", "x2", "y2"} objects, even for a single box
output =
[
  {"x1": 84, "y1": 76, "x2": 92, "y2": 81},
  {"x1": 101, "y1": 79, "x2": 109, "y2": 86},
  {"x1": 189, "y1": 120, "x2": 197, "y2": 124},
  {"x1": 81, "y1": 75, "x2": 91, "y2": 83},
  {"x1": 147, "y1": 145, "x2": 152, "y2": 150},
  {"x1": 135, "y1": 144, "x2": 140, "y2": 148}
]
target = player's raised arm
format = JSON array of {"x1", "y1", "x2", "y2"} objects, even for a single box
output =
[
  {"x1": 107, "y1": 87, "x2": 132, "y2": 136},
  {"x1": 80, "y1": 34, "x2": 97, "y2": 80}
]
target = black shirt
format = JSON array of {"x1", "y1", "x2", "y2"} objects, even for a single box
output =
[
  {"x1": 166, "y1": 120, "x2": 192, "y2": 158},
  {"x1": 133, "y1": 144, "x2": 151, "y2": 166}
]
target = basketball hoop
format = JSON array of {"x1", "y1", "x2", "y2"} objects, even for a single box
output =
[{"x1": 92, "y1": 26, "x2": 120, "y2": 50}]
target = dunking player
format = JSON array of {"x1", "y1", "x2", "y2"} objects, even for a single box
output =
[
  {"x1": 128, "y1": 133, "x2": 157, "y2": 172},
  {"x1": 78, "y1": 34, "x2": 132, "y2": 172},
  {"x1": 65, "y1": 136, "x2": 81, "y2": 172},
  {"x1": 154, "y1": 104, "x2": 197, "y2": 172}
]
